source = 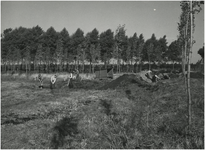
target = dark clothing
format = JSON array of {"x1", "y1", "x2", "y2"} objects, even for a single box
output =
[
  {"x1": 152, "y1": 75, "x2": 159, "y2": 82},
  {"x1": 50, "y1": 81, "x2": 55, "y2": 89}
]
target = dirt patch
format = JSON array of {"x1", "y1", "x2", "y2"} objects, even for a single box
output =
[
  {"x1": 99, "y1": 99, "x2": 112, "y2": 116},
  {"x1": 99, "y1": 74, "x2": 159, "y2": 92},
  {"x1": 1, "y1": 113, "x2": 39, "y2": 125},
  {"x1": 98, "y1": 74, "x2": 136, "y2": 90},
  {"x1": 1, "y1": 107, "x2": 67, "y2": 125}
]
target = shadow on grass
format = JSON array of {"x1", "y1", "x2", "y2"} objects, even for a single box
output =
[{"x1": 50, "y1": 116, "x2": 79, "y2": 149}]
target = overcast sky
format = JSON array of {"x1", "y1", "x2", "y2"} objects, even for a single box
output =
[{"x1": 1, "y1": 1, "x2": 204, "y2": 63}]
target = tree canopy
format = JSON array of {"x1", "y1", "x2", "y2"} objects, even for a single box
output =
[{"x1": 1, "y1": 25, "x2": 186, "y2": 73}]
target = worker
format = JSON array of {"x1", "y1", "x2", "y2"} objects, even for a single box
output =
[
  {"x1": 50, "y1": 74, "x2": 57, "y2": 89},
  {"x1": 152, "y1": 74, "x2": 160, "y2": 82},
  {"x1": 38, "y1": 74, "x2": 44, "y2": 89},
  {"x1": 67, "y1": 73, "x2": 73, "y2": 87},
  {"x1": 145, "y1": 70, "x2": 153, "y2": 80}
]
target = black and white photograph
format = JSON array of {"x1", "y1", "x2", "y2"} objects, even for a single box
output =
[{"x1": 1, "y1": 0, "x2": 204, "y2": 149}]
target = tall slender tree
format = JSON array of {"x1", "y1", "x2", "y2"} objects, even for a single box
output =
[
  {"x1": 25, "y1": 45, "x2": 31, "y2": 78},
  {"x1": 178, "y1": 1, "x2": 203, "y2": 133},
  {"x1": 137, "y1": 34, "x2": 145, "y2": 72},
  {"x1": 114, "y1": 24, "x2": 126, "y2": 73},
  {"x1": 70, "y1": 28, "x2": 84, "y2": 69},
  {"x1": 131, "y1": 33, "x2": 138, "y2": 72}
]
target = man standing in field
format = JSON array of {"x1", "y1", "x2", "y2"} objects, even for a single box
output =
[
  {"x1": 50, "y1": 74, "x2": 57, "y2": 89},
  {"x1": 36, "y1": 74, "x2": 44, "y2": 89},
  {"x1": 74, "y1": 69, "x2": 81, "y2": 81},
  {"x1": 66, "y1": 73, "x2": 73, "y2": 87}
]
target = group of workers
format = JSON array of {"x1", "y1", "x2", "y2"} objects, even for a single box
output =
[
  {"x1": 36, "y1": 69, "x2": 79, "y2": 89},
  {"x1": 36, "y1": 69, "x2": 169, "y2": 89}
]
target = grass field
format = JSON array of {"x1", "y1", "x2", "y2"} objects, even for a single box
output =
[{"x1": 1, "y1": 73, "x2": 204, "y2": 149}]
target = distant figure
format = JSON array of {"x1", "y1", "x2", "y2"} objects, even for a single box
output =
[
  {"x1": 66, "y1": 73, "x2": 73, "y2": 87},
  {"x1": 145, "y1": 70, "x2": 153, "y2": 80},
  {"x1": 75, "y1": 69, "x2": 79, "y2": 74},
  {"x1": 38, "y1": 74, "x2": 44, "y2": 89},
  {"x1": 158, "y1": 73, "x2": 164, "y2": 80},
  {"x1": 163, "y1": 73, "x2": 170, "y2": 79},
  {"x1": 152, "y1": 74, "x2": 160, "y2": 82},
  {"x1": 50, "y1": 74, "x2": 57, "y2": 89},
  {"x1": 71, "y1": 69, "x2": 79, "y2": 80},
  {"x1": 11, "y1": 71, "x2": 15, "y2": 76},
  {"x1": 75, "y1": 69, "x2": 82, "y2": 81}
]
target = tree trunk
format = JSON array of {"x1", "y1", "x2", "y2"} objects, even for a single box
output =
[
  {"x1": 148, "y1": 55, "x2": 151, "y2": 70},
  {"x1": 82, "y1": 60, "x2": 84, "y2": 73},
  {"x1": 173, "y1": 61, "x2": 175, "y2": 70},
  {"x1": 184, "y1": 16, "x2": 189, "y2": 86},
  {"x1": 131, "y1": 59, "x2": 133, "y2": 72},
  {"x1": 139, "y1": 59, "x2": 142, "y2": 72},
  {"x1": 26, "y1": 60, "x2": 28, "y2": 79},
  {"x1": 104, "y1": 60, "x2": 107, "y2": 70},
  {"x1": 92, "y1": 63, "x2": 95, "y2": 74},
  {"x1": 74, "y1": 59, "x2": 76, "y2": 70},
  {"x1": 187, "y1": 1, "x2": 192, "y2": 134},
  {"x1": 90, "y1": 61, "x2": 92, "y2": 73},
  {"x1": 119, "y1": 60, "x2": 121, "y2": 73},
  {"x1": 17, "y1": 60, "x2": 20, "y2": 74},
  {"x1": 12, "y1": 60, "x2": 14, "y2": 71},
  {"x1": 182, "y1": 46, "x2": 185, "y2": 75},
  {"x1": 117, "y1": 46, "x2": 120, "y2": 73},
  {"x1": 40, "y1": 59, "x2": 42, "y2": 73},
  {"x1": 136, "y1": 61, "x2": 139, "y2": 73},
  {"x1": 126, "y1": 62, "x2": 129, "y2": 73},
  {"x1": 34, "y1": 60, "x2": 36, "y2": 73},
  {"x1": 46, "y1": 61, "x2": 49, "y2": 73},
  {"x1": 4, "y1": 62, "x2": 6, "y2": 72},
  {"x1": 82, "y1": 56, "x2": 84, "y2": 73}
]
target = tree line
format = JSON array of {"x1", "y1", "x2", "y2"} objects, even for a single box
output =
[{"x1": 0, "y1": 23, "x2": 200, "y2": 74}]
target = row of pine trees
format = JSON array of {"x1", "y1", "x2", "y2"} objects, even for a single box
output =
[{"x1": 1, "y1": 24, "x2": 182, "y2": 73}]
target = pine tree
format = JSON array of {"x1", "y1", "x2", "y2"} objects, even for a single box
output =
[
  {"x1": 70, "y1": 28, "x2": 84, "y2": 69},
  {"x1": 147, "y1": 43, "x2": 154, "y2": 70},
  {"x1": 99, "y1": 29, "x2": 114, "y2": 69},
  {"x1": 137, "y1": 34, "x2": 145, "y2": 72},
  {"x1": 166, "y1": 40, "x2": 181, "y2": 70},
  {"x1": 114, "y1": 24, "x2": 126, "y2": 73},
  {"x1": 25, "y1": 45, "x2": 31, "y2": 78}
]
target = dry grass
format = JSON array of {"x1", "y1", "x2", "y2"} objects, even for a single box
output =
[
  {"x1": 3, "y1": 72, "x2": 97, "y2": 80},
  {"x1": 1, "y1": 74, "x2": 204, "y2": 149}
]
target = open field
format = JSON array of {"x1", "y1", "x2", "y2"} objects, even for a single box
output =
[{"x1": 1, "y1": 73, "x2": 204, "y2": 149}]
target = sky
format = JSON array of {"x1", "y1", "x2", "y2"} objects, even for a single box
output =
[{"x1": 1, "y1": 1, "x2": 204, "y2": 63}]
